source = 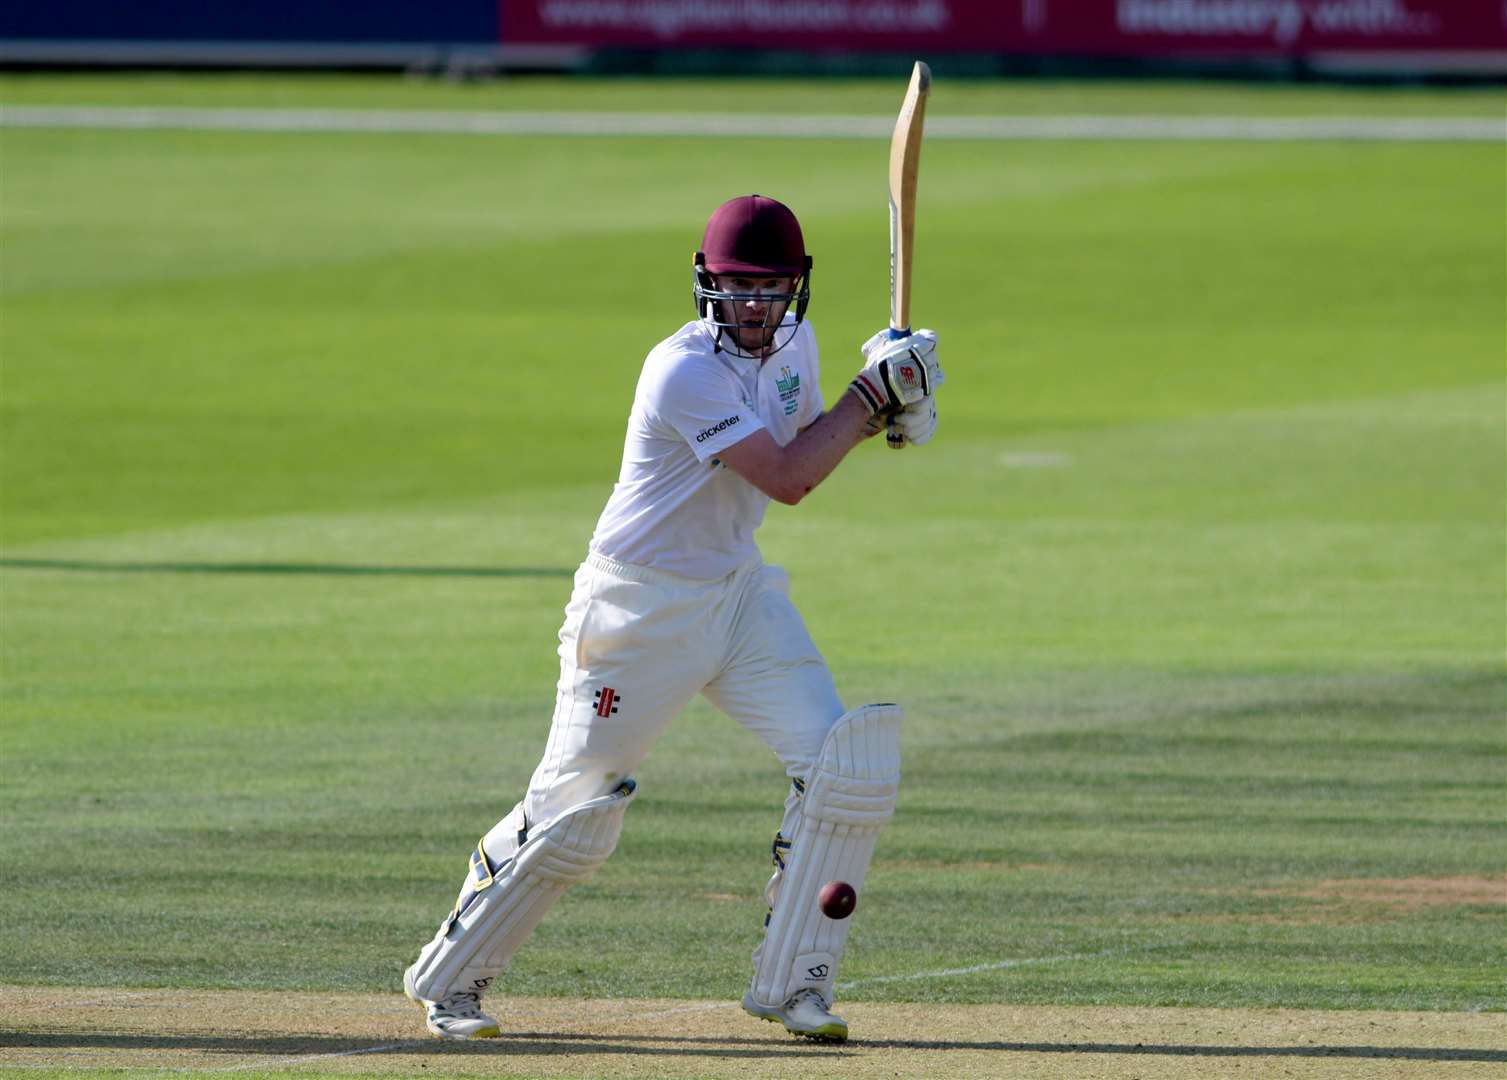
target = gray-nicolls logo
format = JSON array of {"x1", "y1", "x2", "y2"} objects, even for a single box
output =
[{"x1": 806, "y1": 963, "x2": 830, "y2": 979}]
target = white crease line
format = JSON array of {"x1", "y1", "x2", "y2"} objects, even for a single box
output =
[
  {"x1": 1, "y1": 106, "x2": 1501, "y2": 142},
  {"x1": 626, "y1": 948, "x2": 1122, "y2": 1020},
  {"x1": 625, "y1": 999, "x2": 741, "y2": 1021},
  {"x1": 840, "y1": 948, "x2": 1121, "y2": 989}
]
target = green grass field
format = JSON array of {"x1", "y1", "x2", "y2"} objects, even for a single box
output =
[{"x1": 1, "y1": 72, "x2": 1503, "y2": 1043}]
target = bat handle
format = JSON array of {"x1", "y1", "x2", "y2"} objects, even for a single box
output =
[{"x1": 886, "y1": 325, "x2": 912, "y2": 448}]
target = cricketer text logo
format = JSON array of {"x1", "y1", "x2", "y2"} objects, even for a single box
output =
[{"x1": 696, "y1": 415, "x2": 740, "y2": 443}]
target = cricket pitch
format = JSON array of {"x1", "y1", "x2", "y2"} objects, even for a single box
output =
[{"x1": 1, "y1": 986, "x2": 1502, "y2": 1079}]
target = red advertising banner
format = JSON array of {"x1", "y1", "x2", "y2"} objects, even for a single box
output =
[
  {"x1": 1043, "y1": 1, "x2": 1507, "y2": 55},
  {"x1": 500, "y1": 0, "x2": 1507, "y2": 55},
  {"x1": 502, "y1": 0, "x2": 1004, "y2": 51}
]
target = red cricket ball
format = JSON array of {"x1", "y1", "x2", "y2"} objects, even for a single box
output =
[{"x1": 818, "y1": 880, "x2": 857, "y2": 920}]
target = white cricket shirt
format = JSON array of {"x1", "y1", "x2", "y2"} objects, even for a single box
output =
[{"x1": 589, "y1": 317, "x2": 825, "y2": 579}]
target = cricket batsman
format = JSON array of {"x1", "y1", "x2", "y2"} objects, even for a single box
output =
[{"x1": 404, "y1": 194, "x2": 943, "y2": 1043}]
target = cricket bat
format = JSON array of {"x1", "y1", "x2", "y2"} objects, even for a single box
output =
[{"x1": 886, "y1": 60, "x2": 931, "y2": 450}]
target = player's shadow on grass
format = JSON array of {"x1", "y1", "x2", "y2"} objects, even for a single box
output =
[
  {"x1": 858, "y1": 1038, "x2": 1507, "y2": 1062},
  {"x1": 0, "y1": 1031, "x2": 832, "y2": 1061},
  {"x1": 0, "y1": 558, "x2": 573, "y2": 579},
  {"x1": 547, "y1": 1034, "x2": 1507, "y2": 1062},
  {"x1": 4, "y1": 1032, "x2": 1503, "y2": 1063}
]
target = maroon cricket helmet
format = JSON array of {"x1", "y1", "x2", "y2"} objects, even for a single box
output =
[
  {"x1": 697, "y1": 194, "x2": 809, "y2": 276},
  {"x1": 692, "y1": 195, "x2": 813, "y2": 359}
]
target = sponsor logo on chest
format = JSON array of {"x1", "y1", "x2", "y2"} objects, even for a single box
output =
[{"x1": 776, "y1": 366, "x2": 801, "y2": 416}]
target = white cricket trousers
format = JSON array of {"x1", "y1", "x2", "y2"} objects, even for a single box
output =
[{"x1": 509, "y1": 551, "x2": 845, "y2": 838}]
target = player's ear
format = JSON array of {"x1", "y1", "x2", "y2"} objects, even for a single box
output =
[
  {"x1": 694, "y1": 252, "x2": 716, "y2": 320},
  {"x1": 794, "y1": 255, "x2": 813, "y2": 322}
]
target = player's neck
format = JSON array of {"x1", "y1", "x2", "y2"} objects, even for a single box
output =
[{"x1": 716, "y1": 333, "x2": 772, "y2": 364}]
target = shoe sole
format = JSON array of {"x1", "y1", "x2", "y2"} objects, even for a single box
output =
[
  {"x1": 427, "y1": 1020, "x2": 502, "y2": 1040},
  {"x1": 755, "y1": 1012, "x2": 847, "y2": 1042}
]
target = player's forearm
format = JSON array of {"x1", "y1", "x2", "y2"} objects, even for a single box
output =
[{"x1": 774, "y1": 391, "x2": 879, "y2": 505}]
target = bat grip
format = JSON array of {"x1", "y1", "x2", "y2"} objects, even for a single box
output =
[
  {"x1": 885, "y1": 326, "x2": 913, "y2": 448},
  {"x1": 886, "y1": 326, "x2": 910, "y2": 448}
]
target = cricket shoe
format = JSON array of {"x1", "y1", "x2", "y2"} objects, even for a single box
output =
[
  {"x1": 403, "y1": 964, "x2": 501, "y2": 1040},
  {"x1": 742, "y1": 988, "x2": 848, "y2": 1043}
]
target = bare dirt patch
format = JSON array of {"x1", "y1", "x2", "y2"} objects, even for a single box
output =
[
  {"x1": 1176, "y1": 875, "x2": 1507, "y2": 926},
  {"x1": 1, "y1": 986, "x2": 1502, "y2": 1079},
  {"x1": 1283, "y1": 876, "x2": 1507, "y2": 911},
  {"x1": 885, "y1": 859, "x2": 1076, "y2": 874},
  {"x1": 1145, "y1": 873, "x2": 1500, "y2": 927}
]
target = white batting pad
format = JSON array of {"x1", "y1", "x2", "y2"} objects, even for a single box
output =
[
  {"x1": 408, "y1": 780, "x2": 636, "y2": 1002},
  {"x1": 750, "y1": 704, "x2": 902, "y2": 1007}
]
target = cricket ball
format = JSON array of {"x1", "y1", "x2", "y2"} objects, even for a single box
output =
[{"x1": 818, "y1": 880, "x2": 857, "y2": 920}]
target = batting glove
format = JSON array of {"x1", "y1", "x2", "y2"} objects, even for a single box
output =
[
  {"x1": 848, "y1": 328, "x2": 942, "y2": 416},
  {"x1": 887, "y1": 396, "x2": 938, "y2": 447}
]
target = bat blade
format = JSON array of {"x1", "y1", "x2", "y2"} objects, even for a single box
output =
[
  {"x1": 887, "y1": 60, "x2": 931, "y2": 449},
  {"x1": 888, "y1": 59, "x2": 931, "y2": 339}
]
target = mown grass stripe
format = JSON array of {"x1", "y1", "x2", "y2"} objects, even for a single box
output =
[
  {"x1": 2, "y1": 105, "x2": 1502, "y2": 142},
  {"x1": 0, "y1": 557, "x2": 571, "y2": 579}
]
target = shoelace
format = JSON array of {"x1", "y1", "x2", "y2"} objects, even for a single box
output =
[
  {"x1": 787, "y1": 988, "x2": 829, "y2": 1010},
  {"x1": 438, "y1": 992, "x2": 486, "y2": 1019}
]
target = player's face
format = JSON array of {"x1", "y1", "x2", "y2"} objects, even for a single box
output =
[{"x1": 712, "y1": 274, "x2": 795, "y2": 358}]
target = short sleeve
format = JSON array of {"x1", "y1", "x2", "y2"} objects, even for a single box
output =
[
  {"x1": 800, "y1": 323, "x2": 825, "y2": 427},
  {"x1": 647, "y1": 352, "x2": 767, "y2": 463}
]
